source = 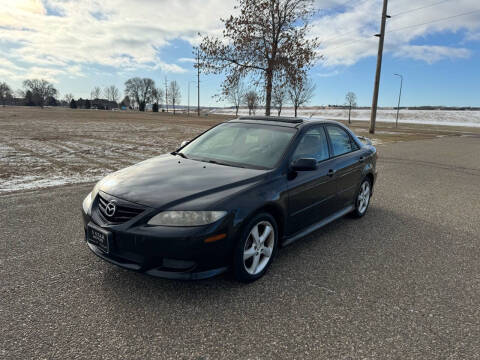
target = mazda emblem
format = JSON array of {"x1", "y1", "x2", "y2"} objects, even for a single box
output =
[{"x1": 105, "y1": 201, "x2": 117, "y2": 217}]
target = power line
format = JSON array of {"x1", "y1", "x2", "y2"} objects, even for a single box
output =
[
  {"x1": 323, "y1": 8, "x2": 480, "y2": 51},
  {"x1": 319, "y1": 1, "x2": 474, "y2": 48},
  {"x1": 391, "y1": 0, "x2": 450, "y2": 18},
  {"x1": 388, "y1": 9, "x2": 480, "y2": 33}
]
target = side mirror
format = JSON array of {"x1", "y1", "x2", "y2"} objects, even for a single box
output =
[
  {"x1": 180, "y1": 140, "x2": 190, "y2": 148},
  {"x1": 290, "y1": 158, "x2": 317, "y2": 171}
]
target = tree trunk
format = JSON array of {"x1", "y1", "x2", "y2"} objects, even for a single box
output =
[
  {"x1": 264, "y1": 69, "x2": 273, "y2": 116},
  {"x1": 294, "y1": 104, "x2": 298, "y2": 117},
  {"x1": 235, "y1": 106, "x2": 239, "y2": 116},
  {"x1": 348, "y1": 105, "x2": 351, "y2": 124}
]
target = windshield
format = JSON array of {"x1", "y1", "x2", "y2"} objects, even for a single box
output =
[{"x1": 179, "y1": 122, "x2": 296, "y2": 169}]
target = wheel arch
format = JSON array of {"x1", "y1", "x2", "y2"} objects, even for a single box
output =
[
  {"x1": 244, "y1": 203, "x2": 286, "y2": 241},
  {"x1": 364, "y1": 172, "x2": 375, "y2": 194}
]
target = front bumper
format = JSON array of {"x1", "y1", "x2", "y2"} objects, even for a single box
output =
[
  {"x1": 82, "y1": 206, "x2": 236, "y2": 280},
  {"x1": 87, "y1": 242, "x2": 228, "y2": 279}
]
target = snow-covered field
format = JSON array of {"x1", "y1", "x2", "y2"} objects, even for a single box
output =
[
  {"x1": 0, "y1": 107, "x2": 215, "y2": 194},
  {"x1": 1, "y1": 106, "x2": 479, "y2": 194},
  {"x1": 213, "y1": 108, "x2": 480, "y2": 128}
]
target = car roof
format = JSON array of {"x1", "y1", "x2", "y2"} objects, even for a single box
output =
[{"x1": 228, "y1": 116, "x2": 345, "y2": 128}]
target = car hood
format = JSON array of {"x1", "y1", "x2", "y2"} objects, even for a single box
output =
[{"x1": 97, "y1": 154, "x2": 268, "y2": 209}]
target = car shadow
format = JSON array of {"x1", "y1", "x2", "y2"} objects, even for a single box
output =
[{"x1": 97, "y1": 202, "x2": 459, "y2": 315}]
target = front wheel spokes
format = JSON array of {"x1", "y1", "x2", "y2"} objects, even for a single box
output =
[
  {"x1": 259, "y1": 225, "x2": 272, "y2": 244},
  {"x1": 243, "y1": 220, "x2": 275, "y2": 275},
  {"x1": 243, "y1": 246, "x2": 256, "y2": 261}
]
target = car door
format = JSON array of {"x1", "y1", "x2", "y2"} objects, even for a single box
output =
[
  {"x1": 325, "y1": 125, "x2": 364, "y2": 210},
  {"x1": 287, "y1": 126, "x2": 337, "y2": 234}
]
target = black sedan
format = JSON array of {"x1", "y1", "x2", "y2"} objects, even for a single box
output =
[{"x1": 82, "y1": 116, "x2": 377, "y2": 282}]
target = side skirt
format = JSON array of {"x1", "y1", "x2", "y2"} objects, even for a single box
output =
[{"x1": 281, "y1": 205, "x2": 355, "y2": 247}]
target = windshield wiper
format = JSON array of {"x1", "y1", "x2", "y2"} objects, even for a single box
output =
[
  {"x1": 206, "y1": 159, "x2": 246, "y2": 168},
  {"x1": 172, "y1": 151, "x2": 189, "y2": 159}
]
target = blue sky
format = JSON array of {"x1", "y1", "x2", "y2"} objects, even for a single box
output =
[{"x1": 1, "y1": 0, "x2": 479, "y2": 107}]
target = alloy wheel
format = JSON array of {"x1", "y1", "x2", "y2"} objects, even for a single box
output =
[
  {"x1": 243, "y1": 221, "x2": 275, "y2": 275},
  {"x1": 357, "y1": 181, "x2": 371, "y2": 214}
]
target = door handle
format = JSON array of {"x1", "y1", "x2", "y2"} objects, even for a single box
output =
[
  {"x1": 358, "y1": 156, "x2": 365, "y2": 163},
  {"x1": 327, "y1": 169, "x2": 336, "y2": 177}
]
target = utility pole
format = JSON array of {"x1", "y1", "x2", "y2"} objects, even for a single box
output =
[
  {"x1": 369, "y1": 0, "x2": 390, "y2": 134},
  {"x1": 394, "y1": 73, "x2": 403, "y2": 128},
  {"x1": 164, "y1": 76, "x2": 168, "y2": 113}
]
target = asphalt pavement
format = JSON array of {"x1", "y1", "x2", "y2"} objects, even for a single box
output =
[{"x1": 1, "y1": 135, "x2": 479, "y2": 359}]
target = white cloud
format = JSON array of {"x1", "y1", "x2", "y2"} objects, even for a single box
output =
[
  {"x1": 1, "y1": 0, "x2": 479, "y2": 85},
  {"x1": 1, "y1": 0, "x2": 235, "y2": 82},
  {"x1": 313, "y1": 0, "x2": 480, "y2": 67},
  {"x1": 154, "y1": 62, "x2": 188, "y2": 74},
  {"x1": 393, "y1": 45, "x2": 471, "y2": 63},
  {"x1": 178, "y1": 57, "x2": 196, "y2": 63},
  {"x1": 27, "y1": 66, "x2": 66, "y2": 82},
  {"x1": 317, "y1": 70, "x2": 340, "y2": 77},
  {"x1": 465, "y1": 31, "x2": 480, "y2": 41}
]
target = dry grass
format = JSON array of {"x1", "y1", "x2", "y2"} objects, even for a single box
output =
[{"x1": 1, "y1": 106, "x2": 478, "y2": 193}]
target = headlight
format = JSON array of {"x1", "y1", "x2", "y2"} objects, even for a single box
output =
[
  {"x1": 147, "y1": 211, "x2": 227, "y2": 226},
  {"x1": 82, "y1": 191, "x2": 93, "y2": 215}
]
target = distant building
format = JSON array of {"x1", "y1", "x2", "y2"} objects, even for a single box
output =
[{"x1": 77, "y1": 98, "x2": 118, "y2": 110}]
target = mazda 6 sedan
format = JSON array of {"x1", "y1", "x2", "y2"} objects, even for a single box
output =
[{"x1": 82, "y1": 116, "x2": 377, "y2": 282}]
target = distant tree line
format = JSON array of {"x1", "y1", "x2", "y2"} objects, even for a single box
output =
[
  {"x1": 124, "y1": 77, "x2": 182, "y2": 114},
  {"x1": 0, "y1": 77, "x2": 186, "y2": 114}
]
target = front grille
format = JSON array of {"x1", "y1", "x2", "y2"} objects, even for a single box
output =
[{"x1": 97, "y1": 194, "x2": 145, "y2": 224}]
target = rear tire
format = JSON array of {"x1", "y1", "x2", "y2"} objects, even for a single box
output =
[
  {"x1": 352, "y1": 178, "x2": 372, "y2": 218},
  {"x1": 233, "y1": 213, "x2": 278, "y2": 283}
]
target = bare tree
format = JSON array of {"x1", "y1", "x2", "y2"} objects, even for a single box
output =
[
  {"x1": 288, "y1": 75, "x2": 315, "y2": 117},
  {"x1": 199, "y1": 0, "x2": 319, "y2": 116},
  {"x1": 345, "y1": 91, "x2": 357, "y2": 124},
  {"x1": 167, "y1": 81, "x2": 181, "y2": 115},
  {"x1": 244, "y1": 90, "x2": 260, "y2": 115},
  {"x1": 103, "y1": 86, "x2": 111, "y2": 101},
  {"x1": 225, "y1": 81, "x2": 245, "y2": 116},
  {"x1": 103, "y1": 85, "x2": 119, "y2": 103},
  {"x1": 0, "y1": 82, "x2": 12, "y2": 107},
  {"x1": 153, "y1": 87, "x2": 164, "y2": 106},
  {"x1": 124, "y1": 77, "x2": 155, "y2": 112},
  {"x1": 152, "y1": 87, "x2": 164, "y2": 112},
  {"x1": 64, "y1": 93, "x2": 74, "y2": 105},
  {"x1": 90, "y1": 86, "x2": 101, "y2": 100},
  {"x1": 22, "y1": 79, "x2": 57, "y2": 108},
  {"x1": 272, "y1": 76, "x2": 287, "y2": 116},
  {"x1": 110, "y1": 85, "x2": 119, "y2": 103}
]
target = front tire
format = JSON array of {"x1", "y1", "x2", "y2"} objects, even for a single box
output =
[
  {"x1": 352, "y1": 178, "x2": 372, "y2": 218},
  {"x1": 233, "y1": 213, "x2": 278, "y2": 283}
]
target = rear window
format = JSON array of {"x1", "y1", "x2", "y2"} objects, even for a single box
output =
[{"x1": 326, "y1": 126, "x2": 357, "y2": 156}]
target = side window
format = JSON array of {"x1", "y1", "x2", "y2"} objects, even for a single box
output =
[
  {"x1": 292, "y1": 127, "x2": 329, "y2": 162},
  {"x1": 326, "y1": 126, "x2": 356, "y2": 156}
]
